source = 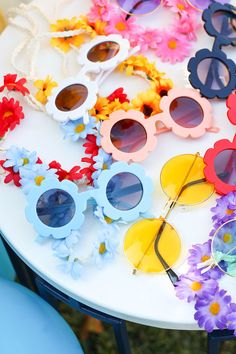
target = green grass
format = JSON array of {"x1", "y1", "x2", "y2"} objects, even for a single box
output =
[{"x1": 59, "y1": 303, "x2": 236, "y2": 354}]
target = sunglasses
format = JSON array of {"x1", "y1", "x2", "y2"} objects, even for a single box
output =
[
  {"x1": 124, "y1": 153, "x2": 215, "y2": 285},
  {"x1": 226, "y1": 91, "x2": 236, "y2": 125},
  {"x1": 116, "y1": 0, "x2": 217, "y2": 16},
  {"x1": 25, "y1": 162, "x2": 153, "y2": 239},
  {"x1": 211, "y1": 218, "x2": 236, "y2": 277},
  {"x1": 204, "y1": 134, "x2": 236, "y2": 196},
  {"x1": 46, "y1": 34, "x2": 134, "y2": 124},
  {"x1": 100, "y1": 88, "x2": 218, "y2": 163},
  {"x1": 188, "y1": 2, "x2": 236, "y2": 99}
]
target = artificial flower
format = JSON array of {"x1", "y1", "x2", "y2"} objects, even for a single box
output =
[
  {"x1": 50, "y1": 17, "x2": 95, "y2": 53},
  {"x1": 3, "y1": 146, "x2": 38, "y2": 172},
  {"x1": 19, "y1": 163, "x2": 58, "y2": 194},
  {"x1": 165, "y1": 0, "x2": 192, "y2": 14},
  {"x1": 175, "y1": 272, "x2": 218, "y2": 303},
  {"x1": 227, "y1": 303, "x2": 236, "y2": 335},
  {"x1": 60, "y1": 116, "x2": 98, "y2": 141},
  {"x1": 155, "y1": 31, "x2": 192, "y2": 64},
  {"x1": 89, "y1": 20, "x2": 107, "y2": 35},
  {"x1": 92, "y1": 232, "x2": 119, "y2": 267},
  {"x1": 80, "y1": 159, "x2": 97, "y2": 185},
  {"x1": 34, "y1": 76, "x2": 58, "y2": 104},
  {"x1": 131, "y1": 89, "x2": 161, "y2": 117},
  {"x1": 105, "y1": 13, "x2": 139, "y2": 40},
  {"x1": 107, "y1": 88, "x2": 130, "y2": 103},
  {"x1": 0, "y1": 74, "x2": 29, "y2": 96},
  {"x1": 59, "y1": 255, "x2": 83, "y2": 279},
  {"x1": 194, "y1": 289, "x2": 232, "y2": 332},
  {"x1": 89, "y1": 96, "x2": 110, "y2": 121},
  {"x1": 107, "y1": 99, "x2": 131, "y2": 116},
  {"x1": 48, "y1": 161, "x2": 83, "y2": 181},
  {"x1": 92, "y1": 148, "x2": 113, "y2": 182},
  {"x1": 0, "y1": 160, "x2": 21, "y2": 187},
  {"x1": 211, "y1": 192, "x2": 236, "y2": 226},
  {"x1": 130, "y1": 28, "x2": 162, "y2": 52},
  {"x1": 83, "y1": 134, "x2": 100, "y2": 157},
  {"x1": 173, "y1": 11, "x2": 201, "y2": 41},
  {"x1": 0, "y1": 97, "x2": 24, "y2": 138},
  {"x1": 88, "y1": 0, "x2": 116, "y2": 22},
  {"x1": 52, "y1": 231, "x2": 81, "y2": 258}
]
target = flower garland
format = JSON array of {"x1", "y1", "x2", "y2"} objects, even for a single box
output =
[
  {"x1": 175, "y1": 191, "x2": 236, "y2": 334},
  {"x1": 87, "y1": 0, "x2": 203, "y2": 64}
]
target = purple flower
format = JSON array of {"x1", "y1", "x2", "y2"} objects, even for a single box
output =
[
  {"x1": 175, "y1": 272, "x2": 218, "y2": 303},
  {"x1": 211, "y1": 192, "x2": 236, "y2": 226},
  {"x1": 194, "y1": 289, "x2": 231, "y2": 332},
  {"x1": 227, "y1": 303, "x2": 236, "y2": 335}
]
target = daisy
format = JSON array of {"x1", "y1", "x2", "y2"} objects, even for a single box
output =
[
  {"x1": 60, "y1": 116, "x2": 98, "y2": 141},
  {"x1": 211, "y1": 192, "x2": 236, "y2": 225},
  {"x1": 59, "y1": 256, "x2": 83, "y2": 279},
  {"x1": 89, "y1": 96, "x2": 110, "y2": 121},
  {"x1": 131, "y1": 28, "x2": 162, "y2": 52},
  {"x1": 105, "y1": 13, "x2": 139, "y2": 39},
  {"x1": 88, "y1": 0, "x2": 117, "y2": 22},
  {"x1": 34, "y1": 76, "x2": 58, "y2": 105},
  {"x1": 92, "y1": 232, "x2": 119, "y2": 267},
  {"x1": 0, "y1": 97, "x2": 24, "y2": 138},
  {"x1": 131, "y1": 89, "x2": 161, "y2": 117},
  {"x1": 3, "y1": 146, "x2": 38, "y2": 172},
  {"x1": 0, "y1": 73, "x2": 29, "y2": 96},
  {"x1": 155, "y1": 31, "x2": 192, "y2": 64}
]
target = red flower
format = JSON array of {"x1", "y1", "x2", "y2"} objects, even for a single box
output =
[
  {"x1": 0, "y1": 97, "x2": 24, "y2": 138},
  {"x1": 49, "y1": 160, "x2": 83, "y2": 181},
  {"x1": 83, "y1": 134, "x2": 100, "y2": 157},
  {"x1": 0, "y1": 74, "x2": 29, "y2": 96},
  {"x1": 107, "y1": 88, "x2": 130, "y2": 103},
  {"x1": 0, "y1": 160, "x2": 21, "y2": 187}
]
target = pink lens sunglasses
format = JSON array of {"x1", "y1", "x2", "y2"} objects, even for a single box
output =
[{"x1": 100, "y1": 88, "x2": 219, "y2": 162}]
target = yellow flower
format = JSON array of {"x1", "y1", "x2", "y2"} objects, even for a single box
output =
[
  {"x1": 50, "y1": 16, "x2": 96, "y2": 53},
  {"x1": 131, "y1": 89, "x2": 161, "y2": 118},
  {"x1": 89, "y1": 96, "x2": 110, "y2": 121},
  {"x1": 151, "y1": 77, "x2": 173, "y2": 97},
  {"x1": 107, "y1": 99, "x2": 131, "y2": 117},
  {"x1": 34, "y1": 76, "x2": 58, "y2": 104},
  {"x1": 91, "y1": 20, "x2": 107, "y2": 35}
]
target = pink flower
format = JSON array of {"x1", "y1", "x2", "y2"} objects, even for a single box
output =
[
  {"x1": 164, "y1": 0, "x2": 193, "y2": 14},
  {"x1": 155, "y1": 31, "x2": 192, "y2": 64},
  {"x1": 104, "y1": 13, "x2": 139, "y2": 39},
  {"x1": 131, "y1": 27, "x2": 162, "y2": 52},
  {"x1": 88, "y1": 0, "x2": 116, "y2": 22},
  {"x1": 173, "y1": 11, "x2": 201, "y2": 41}
]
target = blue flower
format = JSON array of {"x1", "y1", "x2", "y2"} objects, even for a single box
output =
[
  {"x1": 19, "y1": 163, "x2": 58, "y2": 194},
  {"x1": 52, "y1": 231, "x2": 80, "y2": 258},
  {"x1": 3, "y1": 146, "x2": 38, "y2": 172},
  {"x1": 60, "y1": 116, "x2": 98, "y2": 141},
  {"x1": 92, "y1": 232, "x2": 119, "y2": 267},
  {"x1": 59, "y1": 256, "x2": 83, "y2": 280},
  {"x1": 92, "y1": 148, "x2": 113, "y2": 182},
  {"x1": 211, "y1": 192, "x2": 236, "y2": 226}
]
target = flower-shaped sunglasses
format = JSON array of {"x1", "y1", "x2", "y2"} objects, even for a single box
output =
[
  {"x1": 124, "y1": 153, "x2": 214, "y2": 285},
  {"x1": 226, "y1": 91, "x2": 236, "y2": 125},
  {"x1": 46, "y1": 34, "x2": 136, "y2": 124},
  {"x1": 204, "y1": 134, "x2": 236, "y2": 195},
  {"x1": 116, "y1": 0, "x2": 219, "y2": 16},
  {"x1": 25, "y1": 162, "x2": 153, "y2": 239},
  {"x1": 188, "y1": 2, "x2": 236, "y2": 99},
  {"x1": 100, "y1": 88, "x2": 218, "y2": 162}
]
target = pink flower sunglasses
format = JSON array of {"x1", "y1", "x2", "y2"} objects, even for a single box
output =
[{"x1": 100, "y1": 88, "x2": 219, "y2": 162}]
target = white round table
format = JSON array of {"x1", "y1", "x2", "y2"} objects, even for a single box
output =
[{"x1": 0, "y1": 0, "x2": 235, "y2": 331}]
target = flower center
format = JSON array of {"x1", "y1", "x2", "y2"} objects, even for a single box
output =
[
  {"x1": 190, "y1": 281, "x2": 202, "y2": 291},
  {"x1": 104, "y1": 216, "x2": 113, "y2": 224},
  {"x1": 201, "y1": 255, "x2": 210, "y2": 262},
  {"x1": 74, "y1": 123, "x2": 85, "y2": 133},
  {"x1": 3, "y1": 111, "x2": 13, "y2": 119},
  {"x1": 115, "y1": 22, "x2": 126, "y2": 31},
  {"x1": 103, "y1": 163, "x2": 108, "y2": 170},
  {"x1": 42, "y1": 84, "x2": 48, "y2": 92},
  {"x1": 142, "y1": 104, "x2": 153, "y2": 117},
  {"x1": 99, "y1": 242, "x2": 106, "y2": 255},
  {"x1": 226, "y1": 209, "x2": 234, "y2": 215},
  {"x1": 223, "y1": 232, "x2": 232, "y2": 243},
  {"x1": 177, "y1": 3, "x2": 185, "y2": 10},
  {"x1": 209, "y1": 302, "x2": 220, "y2": 316},
  {"x1": 34, "y1": 175, "x2": 45, "y2": 186},
  {"x1": 168, "y1": 39, "x2": 177, "y2": 49},
  {"x1": 22, "y1": 158, "x2": 29, "y2": 165}
]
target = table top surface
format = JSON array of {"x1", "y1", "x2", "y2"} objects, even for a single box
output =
[{"x1": 0, "y1": 0, "x2": 235, "y2": 331}]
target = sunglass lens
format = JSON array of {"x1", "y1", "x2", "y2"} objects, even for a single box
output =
[
  {"x1": 87, "y1": 41, "x2": 120, "y2": 62},
  {"x1": 117, "y1": 0, "x2": 161, "y2": 16},
  {"x1": 124, "y1": 218, "x2": 181, "y2": 273},
  {"x1": 197, "y1": 57, "x2": 230, "y2": 91},
  {"x1": 187, "y1": 0, "x2": 211, "y2": 11},
  {"x1": 110, "y1": 119, "x2": 148, "y2": 153},
  {"x1": 169, "y1": 97, "x2": 204, "y2": 128},
  {"x1": 106, "y1": 172, "x2": 143, "y2": 211},
  {"x1": 214, "y1": 149, "x2": 236, "y2": 186},
  {"x1": 36, "y1": 189, "x2": 76, "y2": 227},
  {"x1": 55, "y1": 84, "x2": 88, "y2": 112},
  {"x1": 211, "y1": 10, "x2": 236, "y2": 41}
]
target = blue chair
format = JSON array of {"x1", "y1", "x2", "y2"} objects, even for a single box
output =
[
  {"x1": 0, "y1": 238, "x2": 15, "y2": 280},
  {"x1": 0, "y1": 277, "x2": 84, "y2": 354}
]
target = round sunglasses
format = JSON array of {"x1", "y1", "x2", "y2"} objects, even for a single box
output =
[
  {"x1": 25, "y1": 162, "x2": 153, "y2": 239},
  {"x1": 124, "y1": 153, "x2": 214, "y2": 284},
  {"x1": 116, "y1": 0, "x2": 218, "y2": 16},
  {"x1": 188, "y1": 2, "x2": 236, "y2": 99},
  {"x1": 100, "y1": 88, "x2": 218, "y2": 162},
  {"x1": 212, "y1": 218, "x2": 236, "y2": 277},
  {"x1": 204, "y1": 134, "x2": 236, "y2": 195},
  {"x1": 46, "y1": 34, "x2": 133, "y2": 124}
]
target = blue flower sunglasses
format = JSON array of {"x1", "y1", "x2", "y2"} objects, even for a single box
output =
[
  {"x1": 25, "y1": 162, "x2": 153, "y2": 239},
  {"x1": 188, "y1": 2, "x2": 236, "y2": 99}
]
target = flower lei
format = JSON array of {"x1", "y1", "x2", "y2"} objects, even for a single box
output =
[
  {"x1": 87, "y1": 0, "x2": 203, "y2": 64},
  {"x1": 175, "y1": 191, "x2": 236, "y2": 335}
]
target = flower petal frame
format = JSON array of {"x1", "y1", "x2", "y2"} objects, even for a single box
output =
[
  {"x1": 93, "y1": 162, "x2": 153, "y2": 221},
  {"x1": 25, "y1": 178, "x2": 89, "y2": 239},
  {"x1": 202, "y1": 2, "x2": 236, "y2": 47},
  {"x1": 188, "y1": 49, "x2": 236, "y2": 99},
  {"x1": 204, "y1": 134, "x2": 236, "y2": 195},
  {"x1": 158, "y1": 88, "x2": 214, "y2": 138},
  {"x1": 45, "y1": 75, "x2": 98, "y2": 123},
  {"x1": 78, "y1": 34, "x2": 130, "y2": 74},
  {"x1": 226, "y1": 91, "x2": 236, "y2": 125}
]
